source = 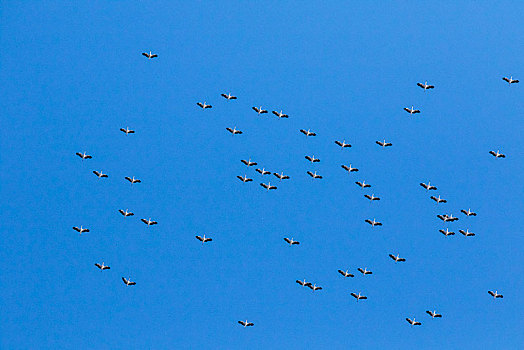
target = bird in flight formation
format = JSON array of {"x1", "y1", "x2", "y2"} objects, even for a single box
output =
[
  {"x1": 502, "y1": 76, "x2": 519, "y2": 85},
  {"x1": 461, "y1": 209, "x2": 477, "y2": 217},
  {"x1": 226, "y1": 127, "x2": 243, "y2": 135},
  {"x1": 417, "y1": 81, "x2": 435, "y2": 90},
  {"x1": 389, "y1": 254, "x2": 406, "y2": 262},
  {"x1": 420, "y1": 181, "x2": 437, "y2": 190},
  {"x1": 76, "y1": 151, "x2": 92, "y2": 160},
  {"x1": 120, "y1": 127, "x2": 135, "y2": 135},
  {"x1": 431, "y1": 195, "x2": 447, "y2": 204},
  {"x1": 437, "y1": 214, "x2": 458, "y2": 222},
  {"x1": 197, "y1": 101, "x2": 212, "y2": 109},
  {"x1": 272, "y1": 110, "x2": 289, "y2": 118},
  {"x1": 260, "y1": 182, "x2": 277, "y2": 191},
  {"x1": 196, "y1": 234, "x2": 212, "y2": 244},
  {"x1": 122, "y1": 277, "x2": 136, "y2": 286},
  {"x1": 125, "y1": 176, "x2": 141, "y2": 184},
  {"x1": 489, "y1": 150, "x2": 506, "y2": 158},
  {"x1": 73, "y1": 226, "x2": 89, "y2": 234},
  {"x1": 142, "y1": 51, "x2": 158, "y2": 59},
  {"x1": 238, "y1": 320, "x2": 254, "y2": 327},
  {"x1": 95, "y1": 263, "x2": 110, "y2": 270},
  {"x1": 356, "y1": 181, "x2": 371, "y2": 189},
  {"x1": 256, "y1": 168, "x2": 271, "y2": 175},
  {"x1": 141, "y1": 218, "x2": 158, "y2": 227},
  {"x1": 404, "y1": 106, "x2": 421, "y2": 115},
  {"x1": 459, "y1": 229, "x2": 475, "y2": 237},
  {"x1": 364, "y1": 194, "x2": 380, "y2": 201},
  {"x1": 488, "y1": 291, "x2": 503, "y2": 299},
  {"x1": 284, "y1": 238, "x2": 300, "y2": 245},
  {"x1": 439, "y1": 228, "x2": 455, "y2": 236},
  {"x1": 341, "y1": 164, "x2": 358, "y2": 173},
  {"x1": 237, "y1": 175, "x2": 253, "y2": 183},
  {"x1": 406, "y1": 317, "x2": 422, "y2": 326},
  {"x1": 307, "y1": 171, "x2": 323, "y2": 179},
  {"x1": 358, "y1": 268, "x2": 373, "y2": 275},
  {"x1": 426, "y1": 310, "x2": 442, "y2": 318},
  {"x1": 252, "y1": 106, "x2": 268, "y2": 115},
  {"x1": 351, "y1": 292, "x2": 367, "y2": 301},
  {"x1": 300, "y1": 129, "x2": 316, "y2": 137},
  {"x1": 118, "y1": 209, "x2": 134, "y2": 217},
  {"x1": 221, "y1": 93, "x2": 237, "y2": 100},
  {"x1": 338, "y1": 269, "x2": 354, "y2": 278},
  {"x1": 335, "y1": 140, "x2": 351, "y2": 148},
  {"x1": 376, "y1": 140, "x2": 392, "y2": 147},
  {"x1": 93, "y1": 170, "x2": 108, "y2": 178}
]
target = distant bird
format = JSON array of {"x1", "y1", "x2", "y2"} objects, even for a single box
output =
[
  {"x1": 488, "y1": 290, "x2": 503, "y2": 299},
  {"x1": 196, "y1": 234, "x2": 212, "y2": 243},
  {"x1": 305, "y1": 155, "x2": 320, "y2": 163},
  {"x1": 376, "y1": 140, "x2": 392, "y2": 147},
  {"x1": 221, "y1": 93, "x2": 237, "y2": 100},
  {"x1": 238, "y1": 320, "x2": 254, "y2": 327},
  {"x1": 437, "y1": 214, "x2": 458, "y2": 222},
  {"x1": 120, "y1": 127, "x2": 135, "y2": 135},
  {"x1": 296, "y1": 279, "x2": 312, "y2": 287},
  {"x1": 307, "y1": 171, "x2": 323, "y2": 179},
  {"x1": 226, "y1": 127, "x2": 243, "y2": 135},
  {"x1": 406, "y1": 318, "x2": 421, "y2": 326},
  {"x1": 335, "y1": 140, "x2": 351, "y2": 148},
  {"x1": 439, "y1": 228, "x2": 455, "y2": 236},
  {"x1": 273, "y1": 172, "x2": 290, "y2": 181},
  {"x1": 308, "y1": 284, "x2": 322, "y2": 291},
  {"x1": 358, "y1": 268, "x2": 373, "y2": 275},
  {"x1": 122, "y1": 277, "x2": 136, "y2": 286},
  {"x1": 417, "y1": 81, "x2": 435, "y2": 90},
  {"x1": 365, "y1": 218, "x2": 382, "y2": 227},
  {"x1": 430, "y1": 195, "x2": 447, "y2": 204},
  {"x1": 338, "y1": 269, "x2": 354, "y2": 278},
  {"x1": 252, "y1": 106, "x2": 268, "y2": 115},
  {"x1": 489, "y1": 150, "x2": 506, "y2": 158},
  {"x1": 93, "y1": 170, "x2": 108, "y2": 178},
  {"x1": 76, "y1": 152, "x2": 92, "y2": 160},
  {"x1": 141, "y1": 218, "x2": 158, "y2": 226},
  {"x1": 461, "y1": 209, "x2": 477, "y2": 217},
  {"x1": 459, "y1": 229, "x2": 475, "y2": 237},
  {"x1": 404, "y1": 106, "x2": 421, "y2": 115},
  {"x1": 351, "y1": 292, "x2": 367, "y2": 301},
  {"x1": 300, "y1": 129, "x2": 316, "y2": 137},
  {"x1": 284, "y1": 237, "x2": 300, "y2": 245},
  {"x1": 389, "y1": 254, "x2": 406, "y2": 262},
  {"x1": 420, "y1": 182, "x2": 437, "y2": 191},
  {"x1": 196, "y1": 102, "x2": 212, "y2": 109},
  {"x1": 272, "y1": 110, "x2": 289, "y2": 118},
  {"x1": 118, "y1": 209, "x2": 134, "y2": 217},
  {"x1": 364, "y1": 194, "x2": 380, "y2": 201},
  {"x1": 241, "y1": 158, "x2": 257, "y2": 167},
  {"x1": 237, "y1": 175, "x2": 253, "y2": 183},
  {"x1": 341, "y1": 164, "x2": 358, "y2": 173},
  {"x1": 256, "y1": 168, "x2": 271, "y2": 175},
  {"x1": 502, "y1": 76, "x2": 519, "y2": 85},
  {"x1": 125, "y1": 176, "x2": 141, "y2": 184},
  {"x1": 260, "y1": 182, "x2": 277, "y2": 191},
  {"x1": 426, "y1": 310, "x2": 442, "y2": 318},
  {"x1": 73, "y1": 226, "x2": 89, "y2": 234},
  {"x1": 94, "y1": 263, "x2": 110, "y2": 270},
  {"x1": 142, "y1": 51, "x2": 158, "y2": 59},
  {"x1": 355, "y1": 181, "x2": 371, "y2": 188}
]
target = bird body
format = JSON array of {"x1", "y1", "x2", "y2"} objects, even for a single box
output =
[
  {"x1": 305, "y1": 155, "x2": 320, "y2": 163},
  {"x1": 426, "y1": 310, "x2": 442, "y2": 318},
  {"x1": 358, "y1": 268, "x2": 372, "y2": 275},
  {"x1": 364, "y1": 194, "x2": 380, "y2": 201},
  {"x1": 459, "y1": 229, "x2": 475, "y2": 237},
  {"x1": 273, "y1": 172, "x2": 290, "y2": 181},
  {"x1": 241, "y1": 158, "x2": 257, "y2": 167},
  {"x1": 238, "y1": 320, "x2": 254, "y2": 327},
  {"x1": 406, "y1": 317, "x2": 421, "y2": 326},
  {"x1": 308, "y1": 284, "x2": 322, "y2": 291},
  {"x1": 437, "y1": 214, "x2": 458, "y2": 222},
  {"x1": 296, "y1": 279, "x2": 312, "y2": 287},
  {"x1": 461, "y1": 209, "x2": 477, "y2": 216},
  {"x1": 439, "y1": 228, "x2": 455, "y2": 236},
  {"x1": 256, "y1": 168, "x2": 271, "y2": 175}
]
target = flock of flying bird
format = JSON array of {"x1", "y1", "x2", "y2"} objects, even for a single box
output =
[{"x1": 73, "y1": 51, "x2": 515, "y2": 328}]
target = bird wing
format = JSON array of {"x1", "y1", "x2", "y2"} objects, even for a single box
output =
[
  {"x1": 197, "y1": 103, "x2": 203, "y2": 108},
  {"x1": 252, "y1": 107, "x2": 259, "y2": 112},
  {"x1": 389, "y1": 254, "x2": 395, "y2": 259},
  {"x1": 284, "y1": 238, "x2": 291, "y2": 243},
  {"x1": 141, "y1": 219, "x2": 147, "y2": 224},
  {"x1": 502, "y1": 77, "x2": 509, "y2": 82},
  {"x1": 417, "y1": 83, "x2": 424, "y2": 88},
  {"x1": 221, "y1": 94, "x2": 227, "y2": 98},
  {"x1": 226, "y1": 128, "x2": 233, "y2": 132},
  {"x1": 205, "y1": 238, "x2": 212, "y2": 242},
  {"x1": 247, "y1": 323, "x2": 254, "y2": 326},
  {"x1": 95, "y1": 263, "x2": 101, "y2": 268},
  {"x1": 272, "y1": 111, "x2": 279, "y2": 116},
  {"x1": 292, "y1": 241, "x2": 300, "y2": 245},
  {"x1": 335, "y1": 141, "x2": 342, "y2": 146},
  {"x1": 238, "y1": 321, "x2": 245, "y2": 325},
  {"x1": 122, "y1": 277, "x2": 127, "y2": 283},
  {"x1": 300, "y1": 129, "x2": 306, "y2": 134},
  {"x1": 361, "y1": 296, "x2": 367, "y2": 299},
  {"x1": 488, "y1": 291, "x2": 495, "y2": 296},
  {"x1": 142, "y1": 53, "x2": 148, "y2": 57},
  {"x1": 296, "y1": 280, "x2": 304, "y2": 285},
  {"x1": 351, "y1": 293, "x2": 357, "y2": 298}
]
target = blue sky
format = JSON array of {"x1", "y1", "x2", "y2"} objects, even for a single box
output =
[{"x1": 1, "y1": 2, "x2": 523, "y2": 349}]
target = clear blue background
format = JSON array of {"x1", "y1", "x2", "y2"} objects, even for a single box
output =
[{"x1": 1, "y1": 2, "x2": 522, "y2": 349}]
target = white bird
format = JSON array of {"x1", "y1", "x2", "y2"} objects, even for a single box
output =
[
  {"x1": 489, "y1": 150, "x2": 506, "y2": 158},
  {"x1": 439, "y1": 228, "x2": 455, "y2": 236},
  {"x1": 420, "y1": 181, "x2": 437, "y2": 190},
  {"x1": 237, "y1": 175, "x2": 253, "y2": 183},
  {"x1": 376, "y1": 139, "x2": 392, "y2": 147},
  {"x1": 338, "y1": 269, "x2": 354, "y2": 278},
  {"x1": 196, "y1": 102, "x2": 212, "y2": 109},
  {"x1": 305, "y1": 155, "x2": 320, "y2": 163},
  {"x1": 350, "y1": 292, "x2": 367, "y2": 301},
  {"x1": 355, "y1": 181, "x2": 371, "y2": 188},
  {"x1": 141, "y1": 218, "x2": 158, "y2": 226},
  {"x1": 122, "y1": 277, "x2": 136, "y2": 286},
  {"x1": 335, "y1": 140, "x2": 351, "y2": 148},
  {"x1": 238, "y1": 320, "x2": 254, "y2": 327},
  {"x1": 273, "y1": 172, "x2": 290, "y2": 181},
  {"x1": 459, "y1": 229, "x2": 475, "y2": 237},
  {"x1": 426, "y1": 310, "x2": 442, "y2": 318},
  {"x1": 73, "y1": 226, "x2": 89, "y2": 234},
  {"x1": 118, "y1": 209, "x2": 134, "y2": 217},
  {"x1": 364, "y1": 194, "x2": 380, "y2": 201},
  {"x1": 241, "y1": 158, "x2": 257, "y2": 167},
  {"x1": 260, "y1": 182, "x2": 277, "y2": 191},
  {"x1": 341, "y1": 164, "x2": 358, "y2": 173},
  {"x1": 358, "y1": 268, "x2": 373, "y2": 275},
  {"x1": 93, "y1": 170, "x2": 108, "y2": 178},
  {"x1": 226, "y1": 127, "x2": 242, "y2": 135},
  {"x1": 272, "y1": 110, "x2": 289, "y2": 118},
  {"x1": 307, "y1": 171, "x2": 322, "y2": 179},
  {"x1": 417, "y1": 81, "x2": 435, "y2": 90},
  {"x1": 488, "y1": 290, "x2": 503, "y2": 299},
  {"x1": 461, "y1": 209, "x2": 477, "y2": 217},
  {"x1": 221, "y1": 93, "x2": 237, "y2": 100},
  {"x1": 389, "y1": 254, "x2": 406, "y2": 262},
  {"x1": 300, "y1": 129, "x2": 316, "y2": 137},
  {"x1": 196, "y1": 234, "x2": 212, "y2": 243},
  {"x1": 256, "y1": 168, "x2": 271, "y2": 175},
  {"x1": 406, "y1": 317, "x2": 421, "y2": 326},
  {"x1": 252, "y1": 106, "x2": 268, "y2": 115},
  {"x1": 365, "y1": 218, "x2": 382, "y2": 227},
  {"x1": 430, "y1": 195, "x2": 447, "y2": 204},
  {"x1": 125, "y1": 176, "x2": 141, "y2": 184},
  {"x1": 94, "y1": 262, "x2": 110, "y2": 270},
  {"x1": 76, "y1": 152, "x2": 92, "y2": 160},
  {"x1": 437, "y1": 214, "x2": 458, "y2": 222},
  {"x1": 142, "y1": 51, "x2": 158, "y2": 59},
  {"x1": 502, "y1": 76, "x2": 519, "y2": 85},
  {"x1": 284, "y1": 237, "x2": 300, "y2": 245},
  {"x1": 404, "y1": 106, "x2": 421, "y2": 115},
  {"x1": 296, "y1": 279, "x2": 312, "y2": 287},
  {"x1": 308, "y1": 284, "x2": 322, "y2": 291},
  {"x1": 120, "y1": 127, "x2": 135, "y2": 135}
]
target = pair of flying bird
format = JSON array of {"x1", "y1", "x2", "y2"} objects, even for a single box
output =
[
  {"x1": 338, "y1": 267, "x2": 373, "y2": 277},
  {"x1": 296, "y1": 280, "x2": 323, "y2": 291},
  {"x1": 252, "y1": 107, "x2": 289, "y2": 118}
]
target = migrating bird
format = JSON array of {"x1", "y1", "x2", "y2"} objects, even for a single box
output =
[
  {"x1": 389, "y1": 254, "x2": 406, "y2": 262},
  {"x1": 426, "y1": 310, "x2": 442, "y2": 318},
  {"x1": 351, "y1": 292, "x2": 367, "y2": 301},
  {"x1": 461, "y1": 209, "x2": 477, "y2": 217},
  {"x1": 284, "y1": 237, "x2": 300, "y2": 245},
  {"x1": 502, "y1": 76, "x2": 519, "y2": 85},
  {"x1": 296, "y1": 279, "x2": 312, "y2": 287},
  {"x1": 307, "y1": 171, "x2": 323, "y2": 179},
  {"x1": 358, "y1": 268, "x2": 373, "y2": 275},
  {"x1": 364, "y1": 194, "x2": 380, "y2": 201},
  {"x1": 120, "y1": 127, "x2": 135, "y2": 135},
  {"x1": 73, "y1": 226, "x2": 89, "y2": 234},
  {"x1": 376, "y1": 140, "x2": 392, "y2": 147},
  {"x1": 308, "y1": 284, "x2": 322, "y2": 291},
  {"x1": 338, "y1": 270, "x2": 354, "y2": 278},
  {"x1": 237, "y1": 175, "x2": 253, "y2": 183},
  {"x1": 141, "y1": 218, "x2": 158, "y2": 227},
  {"x1": 256, "y1": 168, "x2": 271, "y2": 175},
  {"x1": 94, "y1": 262, "x2": 110, "y2": 270},
  {"x1": 420, "y1": 182, "x2": 437, "y2": 191},
  {"x1": 76, "y1": 152, "x2": 92, "y2": 160},
  {"x1": 221, "y1": 93, "x2": 237, "y2": 100},
  {"x1": 196, "y1": 234, "x2": 212, "y2": 243},
  {"x1": 122, "y1": 277, "x2": 136, "y2": 286},
  {"x1": 273, "y1": 172, "x2": 290, "y2": 181},
  {"x1": 406, "y1": 318, "x2": 422, "y2": 326},
  {"x1": 417, "y1": 81, "x2": 435, "y2": 90},
  {"x1": 439, "y1": 228, "x2": 455, "y2": 236},
  {"x1": 305, "y1": 155, "x2": 320, "y2": 163},
  {"x1": 355, "y1": 181, "x2": 371, "y2": 188},
  {"x1": 300, "y1": 129, "x2": 316, "y2": 137},
  {"x1": 459, "y1": 229, "x2": 475, "y2": 237},
  {"x1": 341, "y1": 164, "x2": 358, "y2": 173},
  {"x1": 252, "y1": 106, "x2": 268, "y2": 115},
  {"x1": 125, "y1": 176, "x2": 141, "y2": 184},
  {"x1": 226, "y1": 127, "x2": 243, "y2": 135},
  {"x1": 260, "y1": 182, "x2": 277, "y2": 191},
  {"x1": 93, "y1": 170, "x2": 108, "y2": 178},
  {"x1": 142, "y1": 51, "x2": 158, "y2": 59},
  {"x1": 489, "y1": 150, "x2": 506, "y2": 158},
  {"x1": 118, "y1": 209, "x2": 134, "y2": 217},
  {"x1": 238, "y1": 320, "x2": 254, "y2": 327},
  {"x1": 196, "y1": 102, "x2": 212, "y2": 109},
  {"x1": 404, "y1": 106, "x2": 421, "y2": 115},
  {"x1": 431, "y1": 195, "x2": 447, "y2": 204},
  {"x1": 335, "y1": 140, "x2": 351, "y2": 148},
  {"x1": 241, "y1": 158, "x2": 257, "y2": 167},
  {"x1": 488, "y1": 291, "x2": 503, "y2": 299},
  {"x1": 272, "y1": 110, "x2": 289, "y2": 118},
  {"x1": 437, "y1": 214, "x2": 458, "y2": 222}
]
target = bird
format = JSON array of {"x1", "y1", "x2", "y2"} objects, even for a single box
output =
[
  {"x1": 437, "y1": 214, "x2": 458, "y2": 222},
  {"x1": 141, "y1": 218, "x2": 158, "y2": 226},
  {"x1": 461, "y1": 209, "x2": 477, "y2": 217},
  {"x1": 430, "y1": 195, "x2": 447, "y2": 204},
  {"x1": 300, "y1": 129, "x2": 316, "y2": 137},
  {"x1": 308, "y1": 284, "x2": 322, "y2": 291},
  {"x1": 221, "y1": 93, "x2": 237, "y2": 100},
  {"x1": 76, "y1": 152, "x2": 92, "y2": 160},
  {"x1": 272, "y1": 110, "x2": 289, "y2": 118},
  {"x1": 439, "y1": 228, "x2": 455, "y2": 236},
  {"x1": 73, "y1": 226, "x2": 89, "y2": 234},
  {"x1": 459, "y1": 229, "x2": 475, "y2": 237},
  {"x1": 122, "y1": 277, "x2": 136, "y2": 286},
  {"x1": 196, "y1": 234, "x2": 212, "y2": 243},
  {"x1": 488, "y1": 291, "x2": 503, "y2": 299},
  {"x1": 389, "y1": 254, "x2": 406, "y2": 262},
  {"x1": 241, "y1": 158, "x2": 257, "y2": 167},
  {"x1": 125, "y1": 176, "x2": 141, "y2": 184},
  {"x1": 365, "y1": 219, "x2": 383, "y2": 228},
  {"x1": 406, "y1": 318, "x2": 421, "y2": 326},
  {"x1": 307, "y1": 171, "x2": 323, "y2": 179},
  {"x1": 196, "y1": 102, "x2": 212, "y2": 109},
  {"x1": 426, "y1": 310, "x2": 442, "y2": 318},
  {"x1": 364, "y1": 194, "x2": 380, "y2": 201},
  {"x1": 335, "y1": 140, "x2": 351, "y2": 148},
  {"x1": 94, "y1": 263, "x2": 110, "y2": 270},
  {"x1": 404, "y1": 106, "x2": 421, "y2": 115},
  {"x1": 226, "y1": 127, "x2": 243, "y2": 135},
  {"x1": 93, "y1": 170, "x2": 108, "y2": 178},
  {"x1": 256, "y1": 168, "x2": 271, "y2": 175},
  {"x1": 237, "y1": 175, "x2": 253, "y2": 183},
  {"x1": 502, "y1": 76, "x2": 519, "y2": 85},
  {"x1": 120, "y1": 127, "x2": 135, "y2": 135},
  {"x1": 489, "y1": 150, "x2": 506, "y2": 158},
  {"x1": 252, "y1": 106, "x2": 268, "y2": 115},
  {"x1": 341, "y1": 164, "x2": 358, "y2": 173},
  {"x1": 351, "y1": 292, "x2": 367, "y2": 301},
  {"x1": 376, "y1": 140, "x2": 392, "y2": 147},
  {"x1": 284, "y1": 238, "x2": 300, "y2": 245},
  {"x1": 355, "y1": 181, "x2": 371, "y2": 188},
  {"x1": 260, "y1": 182, "x2": 277, "y2": 191},
  {"x1": 118, "y1": 209, "x2": 134, "y2": 217},
  {"x1": 305, "y1": 155, "x2": 320, "y2": 163},
  {"x1": 296, "y1": 280, "x2": 312, "y2": 287},
  {"x1": 417, "y1": 81, "x2": 435, "y2": 90},
  {"x1": 420, "y1": 182, "x2": 437, "y2": 190},
  {"x1": 238, "y1": 320, "x2": 254, "y2": 327},
  {"x1": 273, "y1": 172, "x2": 290, "y2": 181},
  {"x1": 338, "y1": 270, "x2": 354, "y2": 278},
  {"x1": 358, "y1": 268, "x2": 373, "y2": 275},
  {"x1": 142, "y1": 51, "x2": 158, "y2": 59}
]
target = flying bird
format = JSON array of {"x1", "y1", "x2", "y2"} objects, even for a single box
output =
[
  {"x1": 120, "y1": 127, "x2": 135, "y2": 135},
  {"x1": 125, "y1": 176, "x2": 141, "y2": 184},
  {"x1": 488, "y1": 291, "x2": 503, "y2": 299},
  {"x1": 196, "y1": 234, "x2": 212, "y2": 243},
  {"x1": 273, "y1": 172, "x2": 290, "y2": 181},
  {"x1": 272, "y1": 110, "x2": 289, "y2": 118},
  {"x1": 296, "y1": 279, "x2": 312, "y2": 287},
  {"x1": 241, "y1": 158, "x2": 257, "y2": 167},
  {"x1": 404, "y1": 106, "x2": 421, "y2": 115},
  {"x1": 141, "y1": 218, "x2": 158, "y2": 226},
  {"x1": 406, "y1": 318, "x2": 421, "y2": 326},
  {"x1": 76, "y1": 152, "x2": 92, "y2": 160},
  {"x1": 389, "y1": 254, "x2": 406, "y2": 262},
  {"x1": 226, "y1": 127, "x2": 243, "y2": 135},
  {"x1": 420, "y1": 182, "x2": 437, "y2": 191},
  {"x1": 142, "y1": 51, "x2": 158, "y2": 59},
  {"x1": 365, "y1": 218, "x2": 382, "y2": 227},
  {"x1": 430, "y1": 195, "x2": 447, "y2": 204},
  {"x1": 122, "y1": 277, "x2": 136, "y2": 286},
  {"x1": 94, "y1": 263, "x2": 110, "y2": 270},
  {"x1": 118, "y1": 209, "x2": 134, "y2": 217},
  {"x1": 364, "y1": 194, "x2": 380, "y2": 201},
  {"x1": 341, "y1": 164, "x2": 358, "y2": 173},
  {"x1": 260, "y1": 182, "x2": 277, "y2": 191},
  {"x1": 439, "y1": 228, "x2": 455, "y2": 236},
  {"x1": 351, "y1": 292, "x2": 367, "y2": 301},
  {"x1": 93, "y1": 170, "x2": 108, "y2": 178},
  {"x1": 307, "y1": 171, "x2": 323, "y2": 179},
  {"x1": 256, "y1": 168, "x2": 271, "y2": 175},
  {"x1": 196, "y1": 102, "x2": 212, "y2": 109},
  {"x1": 238, "y1": 320, "x2": 254, "y2": 327},
  {"x1": 459, "y1": 229, "x2": 475, "y2": 237},
  {"x1": 358, "y1": 268, "x2": 373, "y2": 275},
  {"x1": 461, "y1": 209, "x2": 477, "y2": 217},
  {"x1": 338, "y1": 270, "x2": 354, "y2": 278},
  {"x1": 335, "y1": 140, "x2": 351, "y2": 148},
  {"x1": 305, "y1": 155, "x2": 320, "y2": 163},
  {"x1": 437, "y1": 214, "x2": 458, "y2": 222},
  {"x1": 284, "y1": 237, "x2": 300, "y2": 245},
  {"x1": 502, "y1": 76, "x2": 519, "y2": 84},
  {"x1": 426, "y1": 310, "x2": 442, "y2": 318},
  {"x1": 300, "y1": 129, "x2": 316, "y2": 137},
  {"x1": 237, "y1": 175, "x2": 253, "y2": 183},
  {"x1": 73, "y1": 226, "x2": 89, "y2": 234},
  {"x1": 308, "y1": 284, "x2": 322, "y2": 291},
  {"x1": 376, "y1": 140, "x2": 392, "y2": 147},
  {"x1": 252, "y1": 106, "x2": 268, "y2": 115},
  {"x1": 417, "y1": 81, "x2": 435, "y2": 90},
  {"x1": 221, "y1": 93, "x2": 237, "y2": 100},
  {"x1": 355, "y1": 181, "x2": 371, "y2": 188},
  {"x1": 489, "y1": 150, "x2": 505, "y2": 158}
]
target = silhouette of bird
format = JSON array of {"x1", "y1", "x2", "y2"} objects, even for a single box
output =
[{"x1": 142, "y1": 51, "x2": 158, "y2": 59}]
